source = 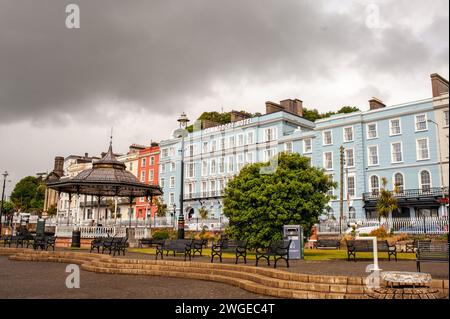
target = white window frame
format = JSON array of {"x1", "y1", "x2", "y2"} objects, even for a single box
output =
[
  {"x1": 141, "y1": 158, "x2": 146, "y2": 167},
  {"x1": 219, "y1": 157, "x2": 225, "y2": 174},
  {"x1": 202, "y1": 141, "x2": 208, "y2": 153},
  {"x1": 211, "y1": 140, "x2": 217, "y2": 152},
  {"x1": 169, "y1": 176, "x2": 175, "y2": 189},
  {"x1": 149, "y1": 169, "x2": 154, "y2": 182},
  {"x1": 140, "y1": 171, "x2": 146, "y2": 182},
  {"x1": 247, "y1": 131, "x2": 254, "y2": 145},
  {"x1": 343, "y1": 126, "x2": 354, "y2": 143},
  {"x1": 418, "y1": 170, "x2": 432, "y2": 191},
  {"x1": 416, "y1": 138, "x2": 430, "y2": 161},
  {"x1": 345, "y1": 148, "x2": 354, "y2": 168},
  {"x1": 246, "y1": 152, "x2": 253, "y2": 164},
  {"x1": 201, "y1": 160, "x2": 208, "y2": 176},
  {"x1": 415, "y1": 114, "x2": 428, "y2": 132},
  {"x1": 366, "y1": 122, "x2": 378, "y2": 139},
  {"x1": 150, "y1": 156, "x2": 155, "y2": 165},
  {"x1": 392, "y1": 172, "x2": 404, "y2": 193},
  {"x1": 284, "y1": 141, "x2": 293, "y2": 154},
  {"x1": 228, "y1": 155, "x2": 234, "y2": 173},
  {"x1": 367, "y1": 145, "x2": 379, "y2": 166},
  {"x1": 170, "y1": 162, "x2": 176, "y2": 172},
  {"x1": 237, "y1": 153, "x2": 245, "y2": 170},
  {"x1": 160, "y1": 177, "x2": 165, "y2": 189},
  {"x1": 169, "y1": 192, "x2": 174, "y2": 205},
  {"x1": 237, "y1": 133, "x2": 244, "y2": 146},
  {"x1": 322, "y1": 130, "x2": 333, "y2": 146},
  {"x1": 390, "y1": 141, "x2": 403, "y2": 163},
  {"x1": 220, "y1": 137, "x2": 226, "y2": 150},
  {"x1": 210, "y1": 159, "x2": 217, "y2": 175},
  {"x1": 323, "y1": 151, "x2": 333, "y2": 170},
  {"x1": 369, "y1": 175, "x2": 380, "y2": 195},
  {"x1": 346, "y1": 174, "x2": 356, "y2": 198},
  {"x1": 444, "y1": 110, "x2": 449, "y2": 127},
  {"x1": 303, "y1": 138, "x2": 312, "y2": 154},
  {"x1": 389, "y1": 118, "x2": 402, "y2": 136},
  {"x1": 264, "y1": 127, "x2": 277, "y2": 142},
  {"x1": 162, "y1": 148, "x2": 168, "y2": 157},
  {"x1": 228, "y1": 136, "x2": 235, "y2": 148}
]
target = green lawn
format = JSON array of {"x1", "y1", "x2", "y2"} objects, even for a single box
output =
[{"x1": 128, "y1": 248, "x2": 416, "y2": 261}]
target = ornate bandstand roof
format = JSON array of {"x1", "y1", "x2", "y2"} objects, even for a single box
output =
[{"x1": 46, "y1": 142, "x2": 163, "y2": 198}]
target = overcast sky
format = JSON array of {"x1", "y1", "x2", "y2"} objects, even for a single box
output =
[{"x1": 0, "y1": 0, "x2": 448, "y2": 198}]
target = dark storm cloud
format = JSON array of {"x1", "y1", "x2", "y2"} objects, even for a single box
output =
[{"x1": 0, "y1": 0, "x2": 448, "y2": 124}]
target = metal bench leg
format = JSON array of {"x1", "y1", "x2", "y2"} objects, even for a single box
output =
[{"x1": 417, "y1": 261, "x2": 420, "y2": 272}]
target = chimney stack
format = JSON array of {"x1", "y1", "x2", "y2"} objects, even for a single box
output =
[
  {"x1": 369, "y1": 97, "x2": 386, "y2": 110},
  {"x1": 265, "y1": 101, "x2": 284, "y2": 115},
  {"x1": 230, "y1": 110, "x2": 251, "y2": 122},
  {"x1": 84, "y1": 152, "x2": 89, "y2": 158},
  {"x1": 53, "y1": 156, "x2": 64, "y2": 177},
  {"x1": 430, "y1": 73, "x2": 449, "y2": 97},
  {"x1": 280, "y1": 99, "x2": 303, "y2": 117}
]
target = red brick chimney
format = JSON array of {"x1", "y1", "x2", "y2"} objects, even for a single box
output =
[
  {"x1": 265, "y1": 101, "x2": 284, "y2": 114},
  {"x1": 230, "y1": 110, "x2": 251, "y2": 122},
  {"x1": 280, "y1": 99, "x2": 303, "y2": 117},
  {"x1": 369, "y1": 97, "x2": 386, "y2": 110},
  {"x1": 53, "y1": 156, "x2": 64, "y2": 177},
  {"x1": 430, "y1": 73, "x2": 449, "y2": 97}
]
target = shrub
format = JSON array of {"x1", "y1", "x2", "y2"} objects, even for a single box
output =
[
  {"x1": 369, "y1": 226, "x2": 388, "y2": 239},
  {"x1": 152, "y1": 229, "x2": 170, "y2": 240}
]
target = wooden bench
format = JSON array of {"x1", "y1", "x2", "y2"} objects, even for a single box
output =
[
  {"x1": 314, "y1": 239, "x2": 341, "y2": 250},
  {"x1": 156, "y1": 239, "x2": 193, "y2": 261},
  {"x1": 255, "y1": 240, "x2": 291, "y2": 268},
  {"x1": 416, "y1": 241, "x2": 449, "y2": 272},
  {"x1": 210, "y1": 239, "x2": 248, "y2": 264},
  {"x1": 346, "y1": 239, "x2": 397, "y2": 262},
  {"x1": 406, "y1": 239, "x2": 431, "y2": 253}
]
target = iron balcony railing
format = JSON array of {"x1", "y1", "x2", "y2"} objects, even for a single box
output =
[
  {"x1": 184, "y1": 190, "x2": 225, "y2": 200},
  {"x1": 363, "y1": 187, "x2": 448, "y2": 201}
]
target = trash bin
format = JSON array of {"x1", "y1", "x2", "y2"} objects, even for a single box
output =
[
  {"x1": 71, "y1": 230, "x2": 81, "y2": 248},
  {"x1": 283, "y1": 225, "x2": 304, "y2": 260},
  {"x1": 36, "y1": 219, "x2": 46, "y2": 237}
]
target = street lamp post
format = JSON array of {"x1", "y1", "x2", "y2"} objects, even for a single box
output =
[
  {"x1": 176, "y1": 112, "x2": 189, "y2": 239},
  {"x1": 0, "y1": 171, "x2": 9, "y2": 235}
]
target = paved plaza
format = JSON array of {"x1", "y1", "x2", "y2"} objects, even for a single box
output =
[{"x1": 0, "y1": 256, "x2": 268, "y2": 299}]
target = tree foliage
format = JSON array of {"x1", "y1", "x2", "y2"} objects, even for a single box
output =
[
  {"x1": 302, "y1": 106, "x2": 360, "y2": 122},
  {"x1": 186, "y1": 111, "x2": 261, "y2": 132},
  {"x1": 223, "y1": 153, "x2": 335, "y2": 247},
  {"x1": 155, "y1": 196, "x2": 167, "y2": 217},
  {"x1": 10, "y1": 176, "x2": 46, "y2": 214},
  {"x1": 0, "y1": 200, "x2": 14, "y2": 217},
  {"x1": 376, "y1": 177, "x2": 398, "y2": 220},
  {"x1": 198, "y1": 206, "x2": 209, "y2": 220}
]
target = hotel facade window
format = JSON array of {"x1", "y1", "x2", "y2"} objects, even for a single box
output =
[
  {"x1": 169, "y1": 176, "x2": 175, "y2": 188},
  {"x1": 345, "y1": 148, "x2": 354, "y2": 167},
  {"x1": 284, "y1": 141, "x2": 293, "y2": 154},
  {"x1": 228, "y1": 155, "x2": 234, "y2": 172},
  {"x1": 415, "y1": 114, "x2": 427, "y2": 131},
  {"x1": 149, "y1": 169, "x2": 154, "y2": 181},
  {"x1": 141, "y1": 158, "x2": 146, "y2": 167},
  {"x1": 202, "y1": 160, "x2": 208, "y2": 176},
  {"x1": 171, "y1": 162, "x2": 176, "y2": 171},
  {"x1": 391, "y1": 142, "x2": 403, "y2": 163},
  {"x1": 238, "y1": 134, "x2": 244, "y2": 146},
  {"x1": 150, "y1": 156, "x2": 155, "y2": 165},
  {"x1": 237, "y1": 154, "x2": 245, "y2": 170},
  {"x1": 210, "y1": 159, "x2": 217, "y2": 174},
  {"x1": 389, "y1": 118, "x2": 401, "y2": 136},
  {"x1": 343, "y1": 126, "x2": 354, "y2": 142},
  {"x1": 370, "y1": 175, "x2": 380, "y2": 196},
  {"x1": 219, "y1": 157, "x2": 225, "y2": 173},
  {"x1": 264, "y1": 127, "x2": 277, "y2": 142},
  {"x1": 140, "y1": 171, "x2": 145, "y2": 182},
  {"x1": 416, "y1": 138, "x2": 430, "y2": 160},
  {"x1": 229, "y1": 136, "x2": 235, "y2": 148},
  {"x1": 393, "y1": 172, "x2": 404, "y2": 193},
  {"x1": 202, "y1": 141, "x2": 208, "y2": 153},
  {"x1": 160, "y1": 177, "x2": 165, "y2": 188},
  {"x1": 347, "y1": 175, "x2": 355, "y2": 198},
  {"x1": 322, "y1": 130, "x2": 332, "y2": 145},
  {"x1": 323, "y1": 152, "x2": 333, "y2": 170},
  {"x1": 169, "y1": 193, "x2": 174, "y2": 205},
  {"x1": 367, "y1": 123, "x2": 377, "y2": 139},
  {"x1": 303, "y1": 138, "x2": 312, "y2": 154},
  {"x1": 419, "y1": 170, "x2": 431, "y2": 192},
  {"x1": 368, "y1": 145, "x2": 379, "y2": 166},
  {"x1": 247, "y1": 131, "x2": 254, "y2": 144}
]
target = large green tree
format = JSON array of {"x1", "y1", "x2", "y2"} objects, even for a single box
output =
[
  {"x1": 223, "y1": 153, "x2": 335, "y2": 247},
  {"x1": 10, "y1": 176, "x2": 46, "y2": 214}
]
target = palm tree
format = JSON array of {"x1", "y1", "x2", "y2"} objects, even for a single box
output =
[{"x1": 376, "y1": 177, "x2": 398, "y2": 222}]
